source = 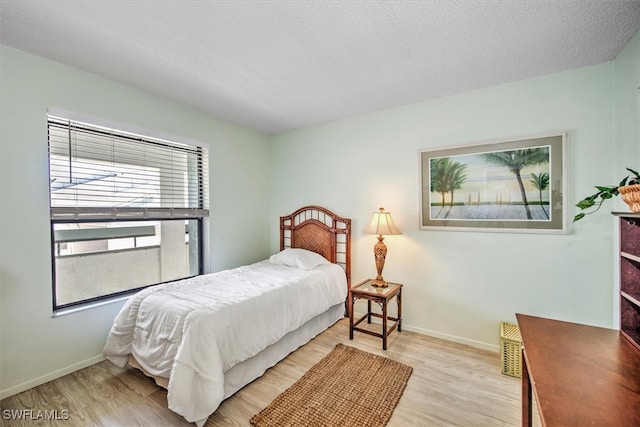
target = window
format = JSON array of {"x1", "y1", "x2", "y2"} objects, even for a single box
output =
[{"x1": 48, "y1": 116, "x2": 209, "y2": 311}]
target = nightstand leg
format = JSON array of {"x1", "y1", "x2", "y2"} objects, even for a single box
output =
[
  {"x1": 349, "y1": 296, "x2": 354, "y2": 340},
  {"x1": 382, "y1": 299, "x2": 388, "y2": 350},
  {"x1": 397, "y1": 288, "x2": 402, "y2": 332},
  {"x1": 367, "y1": 300, "x2": 372, "y2": 324}
]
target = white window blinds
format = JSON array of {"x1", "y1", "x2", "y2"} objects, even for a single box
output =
[{"x1": 48, "y1": 116, "x2": 209, "y2": 220}]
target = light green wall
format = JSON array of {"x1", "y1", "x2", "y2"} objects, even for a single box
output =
[
  {"x1": 612, "y1": 31, "x2": 640, "y2": 326},
  {"x1": 270, "y1": 32, "x2": 639, "y2": 350},
  {"x1": 614, "y1": 31, "x2": 640, "y2": 192},
  {"x1": 0, "y1": 46, "x2": 270, "y2": 398},
  {"x1": 1, "y1": 30, "x2": 637, "y2": 399}
]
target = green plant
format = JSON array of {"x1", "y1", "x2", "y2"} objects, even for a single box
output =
[{"x1": 573, "y1": 167, "x2": 640, "y2": 221}]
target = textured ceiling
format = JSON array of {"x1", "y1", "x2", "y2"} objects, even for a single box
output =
[{"x1": 1, "y1": 1, "x2": 639, "y2": 134}]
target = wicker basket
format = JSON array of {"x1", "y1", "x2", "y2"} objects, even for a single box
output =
[
  {"x1": 500, "y1": 321, "x2": 522, "y2": 378},
  {"x1": 619, "y1": 184, "x2": 640, "y2": 213}
]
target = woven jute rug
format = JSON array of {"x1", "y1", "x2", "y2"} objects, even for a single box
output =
[{"x1": 250, "y1": 343, "x2": 413, "y2": 427}]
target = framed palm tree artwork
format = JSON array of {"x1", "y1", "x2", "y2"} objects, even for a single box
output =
[{"x1": 420, "y1": 132, "x2": 567, "y2": 233}]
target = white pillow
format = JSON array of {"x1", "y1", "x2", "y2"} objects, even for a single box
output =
[{"x1": 269, "y1": 248, "x2": 329, "y2": 270}]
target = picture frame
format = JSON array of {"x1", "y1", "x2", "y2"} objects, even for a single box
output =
[{"x1": 420, "y1": 132, "x2": 567, "y2": 233}]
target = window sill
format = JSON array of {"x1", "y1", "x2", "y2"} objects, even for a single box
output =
[{"x1": 52, "y1": 294, "x2": 130, "y2": 317}]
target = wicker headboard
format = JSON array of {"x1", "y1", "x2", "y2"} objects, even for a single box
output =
[{"x1": 280, "y1": 205, "x2": 351, "y2": 286}]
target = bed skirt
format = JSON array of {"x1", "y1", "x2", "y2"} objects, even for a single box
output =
[{"x1": 128, "y1": 303, "x2": 344, "y2": 413}]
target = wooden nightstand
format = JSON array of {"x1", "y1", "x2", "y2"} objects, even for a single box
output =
[{"x1": 349, "y1": 279, "x2": 402, "y2": 350}]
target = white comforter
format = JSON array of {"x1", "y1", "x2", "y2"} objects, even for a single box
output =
[{"x1": 103, "y1": 260, "x2": 347, "y2": 425}]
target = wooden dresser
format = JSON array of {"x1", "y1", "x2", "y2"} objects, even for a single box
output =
[
  {"x1": 516, "y1": 213, "x2": 640, "y2": 425},
  {"x1": 517, "y1": 313, "x2": 640, "y2": 426}
]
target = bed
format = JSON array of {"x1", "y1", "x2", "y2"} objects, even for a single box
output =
[{"x1": 103, "y1": 205, "x2": 351, "y2": 426}]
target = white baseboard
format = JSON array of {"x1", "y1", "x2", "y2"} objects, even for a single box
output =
[
  {"x1": 351, "y1": 309, "x2": 499, "y2": 353},
  {"x1": 0, "y1": 355, "x2": 105, "y2": 400},
  {"x1": 402, "y1": 323, "x2": 500, "y2": 353}
]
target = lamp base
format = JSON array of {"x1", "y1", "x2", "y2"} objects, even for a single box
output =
[
  {"x1": 371, "y1": 279, "x2": 388, "y2": 287},
  {"x1": 372, "y1": 236, "x2": 388, "y2": 288}
]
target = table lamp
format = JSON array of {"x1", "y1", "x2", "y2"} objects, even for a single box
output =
[{"x1": 364, "y1": 207, "x2": 401, "y2": 287}]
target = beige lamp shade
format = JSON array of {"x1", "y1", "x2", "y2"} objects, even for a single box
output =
[
  {"x1": 364, "y1": 208, "x2": 401, "y2": 287},
  {"x1": 364, "y1": 208, "x2": 402, "y2": 236}
]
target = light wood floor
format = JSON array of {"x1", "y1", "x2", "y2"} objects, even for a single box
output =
[{"x1": 1, "y1": 318, "x2": 540, "y2": 426}]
